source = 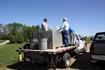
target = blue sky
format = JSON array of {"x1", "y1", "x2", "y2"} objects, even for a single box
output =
[{"x1": 0, "y1": 0, "x2": 105, "y2": 36}]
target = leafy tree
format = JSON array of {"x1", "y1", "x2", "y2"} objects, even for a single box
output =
[
  {"x1": 35, "y1": 25, "x2": 40, "y2": 31},
  {"x1": 7, "y1": 23, "x2": 23, "y2": 35},
  {"x1": 0, "y1": 23, "x2": 3, "y2": 33},
  {"x1": 0, "y1": 23, "x2": 3, "y2": 39},
  {"x1": 7, "y1": 23, "x2": 24, "y2": 43},
  {"x1": 16, "y1": 32, "x2": 24, "y2": 43},
  {"x1": 23, "y1": 25, "x2": 28, "y2": 41},
  {"x1": 0, "y1": 22, "x2": 40, "y2": 43},
  {"x1": 85, "y1": 36, "x2": 93, "y2": 44},
  {"x1": 9, "y1": 34, "x2": 16, "y2": 43}
]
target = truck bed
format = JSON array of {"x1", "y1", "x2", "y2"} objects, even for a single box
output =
[{"x1": 21, "y1": 46, "x2": 77, "y2": 53}]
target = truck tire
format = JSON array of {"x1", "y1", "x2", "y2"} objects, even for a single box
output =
[{"x1": 62, "y1": 53, "x2": 71, "y2": 68}]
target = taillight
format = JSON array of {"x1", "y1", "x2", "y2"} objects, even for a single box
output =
[{"x1": 90, "y1": 43, "x2": 94, "y2": 54}]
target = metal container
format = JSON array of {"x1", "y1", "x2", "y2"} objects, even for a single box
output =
[
  {"x1": 40, "y1": 38, "x2": 48, "y2": 50},
  {"x1": 32, "y1": 30, "x2": 63, "y2": 49}
]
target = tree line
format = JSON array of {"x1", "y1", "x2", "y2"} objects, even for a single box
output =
[
  {"x1": 0, "y1": 22, "x2": 94, "y2": 44},
  {"x1": 0, "y1": 23, "x2": 40, "y2": 43}
]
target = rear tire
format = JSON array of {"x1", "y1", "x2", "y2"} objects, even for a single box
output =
[{"x1": 62, "y1": 53, "x2": 71, "y2": 68}]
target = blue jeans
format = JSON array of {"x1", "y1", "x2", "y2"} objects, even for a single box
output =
[{"x1": 62, "y1": 30, "x2": 69, "y2": 46}]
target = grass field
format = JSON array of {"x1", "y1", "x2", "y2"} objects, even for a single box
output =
[
  {"x1": 0, "y1": 40, "x2": 5, "y2": 43},
  {"x1": 0, "y1": 43, "x2": 25, "y2": 67}
]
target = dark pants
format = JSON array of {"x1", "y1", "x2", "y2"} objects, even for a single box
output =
[
  {"x1": 70, "y1": 32, "x2": 76, "y2": 45},
  {"x1": 62, "y1": 30, "x2": 69, "y2": 46}
]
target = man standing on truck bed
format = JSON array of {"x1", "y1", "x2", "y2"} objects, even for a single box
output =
[
  {"x1": 41, "y1": 18, "x2": 48, "y2": 31},
  {"x1": 69, "y1": 28, "x2": 76, "y2": 46},
  {"x1": 62, "y1": 17, "x2": 70, "y2": 47}
]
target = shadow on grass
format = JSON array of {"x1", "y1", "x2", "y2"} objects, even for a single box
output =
[
  {"x1": 7, "y1": 62, "x2": 48, "y2": 70},
  {"x1": 7, "y1": 62, "x2": 67, "y2": 70}
]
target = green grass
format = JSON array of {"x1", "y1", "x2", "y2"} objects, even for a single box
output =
[
  {"x1": 0, "y1": 40, "x2": 5, "y2": 43},
  {"x1": 0, "y1": 43, "x2": 25, "y2": 67}
]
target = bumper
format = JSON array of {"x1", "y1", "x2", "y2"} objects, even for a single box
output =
[
  {"x1": 24, "y1": 52, "x2": 48, "y2": 63},
  {"x1": 91, "y1": 55, "x2": 105, "y2": 61}
]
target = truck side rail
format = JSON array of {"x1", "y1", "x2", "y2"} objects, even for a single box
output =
[{"x1": 17, "y1": 46, "x2": 77, "y2": 53}]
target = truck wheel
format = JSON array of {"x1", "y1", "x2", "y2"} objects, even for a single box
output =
[{"x1": 62, "y1": 53, "x2": 71, "y2": 68}]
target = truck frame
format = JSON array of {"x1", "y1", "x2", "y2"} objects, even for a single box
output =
[
  {"x1": 17, "y1": 30, "x2": 86, "y2": 70},
  {"x1": 17, "y1": 45, "x2": 77, "y2": 70}
]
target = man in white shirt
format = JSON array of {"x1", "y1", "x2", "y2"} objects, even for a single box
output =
[
  {"x1": 41, "y1": 18, "x2": 48, "y2": 31},
  {"x1": 62, "y1": 18, "x2": 69, "y2": 47}
]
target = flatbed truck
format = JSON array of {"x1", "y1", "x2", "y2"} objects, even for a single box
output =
[{"x1": 17, "y1": 30, "x2": 86, "y2": 70}]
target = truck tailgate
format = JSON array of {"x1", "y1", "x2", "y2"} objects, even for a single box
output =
[{"x1": 94, "y1": 42, "x2": 105, "y2": 55}]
